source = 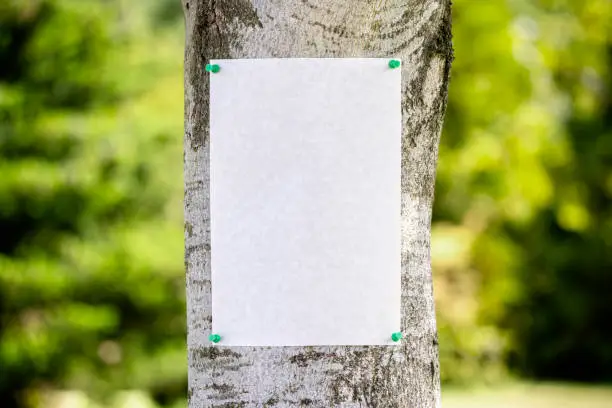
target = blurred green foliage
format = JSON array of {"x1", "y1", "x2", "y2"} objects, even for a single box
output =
[
  {"x1": 435, "y1": 0, "x2": 612, "y2": 384},
  {"x1": 0, "y1": 1, "x2": 185, "y2": 407},
  {"x1": 0, "y1": 0, "x2": 610, "y2": 407}
]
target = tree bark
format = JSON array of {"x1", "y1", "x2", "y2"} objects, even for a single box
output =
[{"x1": 183, "y1": 1, "x2": 453, "y2": 407}]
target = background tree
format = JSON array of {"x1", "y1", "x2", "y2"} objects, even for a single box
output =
[{"x1": 183, "y1": 0, "x2": 453, "y2": 407}]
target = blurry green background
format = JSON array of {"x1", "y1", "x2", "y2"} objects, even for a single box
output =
[{"x1": 0, "y1": 0, "x2": 610, "y2": 407}]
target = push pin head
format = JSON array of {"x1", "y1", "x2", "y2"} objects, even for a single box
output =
[
  {"x1": 205, "y1": 64, "x2": 221, "y2": 73},
  {"x1": 391, "y1": 332, "x2": 403, "y2": 342},
  {"x1": 209, "y1": 333, "x2": 221, "y2": 343},
  {"x1": 388, "y1": 59, "x2": 401, "y2": 69}
]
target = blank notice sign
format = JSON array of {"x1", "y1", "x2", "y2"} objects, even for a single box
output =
[{"x1": 210, "y1": 58, "x2": 401, "y2": 346}]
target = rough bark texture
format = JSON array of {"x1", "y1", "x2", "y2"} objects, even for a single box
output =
[{"x1": 183, "y1": 1, "x2": 453, "y2": 407}]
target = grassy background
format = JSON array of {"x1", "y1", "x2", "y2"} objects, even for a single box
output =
[{"x1": 444, "y1": 383, "x2": 612, "y2": 408}]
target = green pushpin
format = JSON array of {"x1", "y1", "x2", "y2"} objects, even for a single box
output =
[
  {"x1": 388, "y1": 59, "x2": 401, "y2": 69},
  {"x1": 391, "y1": 332, "x2": 403, "y2": 342},
  {"x1": 205, "y1": 64, "x2": 220, "y2": 73},
  {"x1": 209, "y1": 333, "x2": 221, "y2": 343}
]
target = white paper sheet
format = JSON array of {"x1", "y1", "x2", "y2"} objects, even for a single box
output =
[{"x1": 210, "y1": 58, "x2": 401, "y2": 346}]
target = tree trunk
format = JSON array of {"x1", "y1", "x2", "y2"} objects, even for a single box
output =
[{"x1": 183, "y1": 1, "x2": 453, "y2": 407}]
